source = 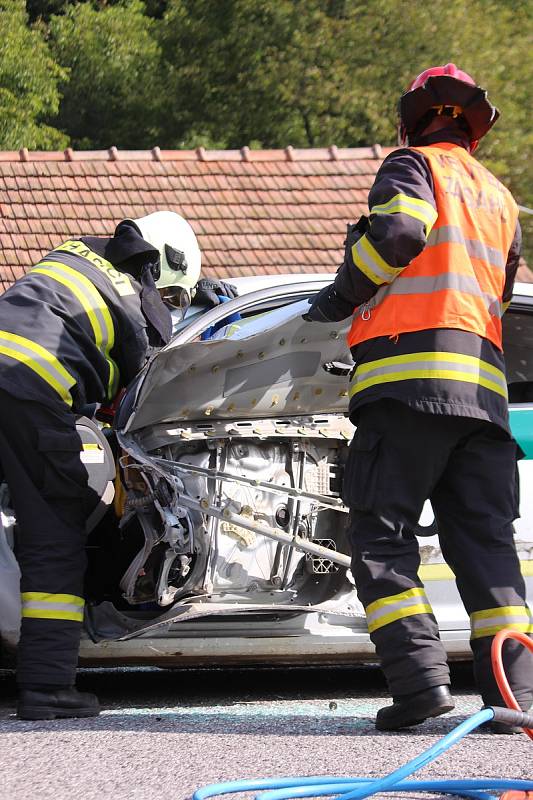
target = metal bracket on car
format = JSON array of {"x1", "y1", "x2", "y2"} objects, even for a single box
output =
[
  {"x1": 131, "y1": 413, "x2": 355, "y2": 450},
  {"x1": 150, "y1": 456, "x2": 348, "y2": 512},
  {"x1": 176, "y1": 493, "x2": 352, "y2": 569}
]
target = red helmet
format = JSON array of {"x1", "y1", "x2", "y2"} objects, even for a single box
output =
[{"x1": 398, "y1": 63, "x2": 499, "y2": 152}]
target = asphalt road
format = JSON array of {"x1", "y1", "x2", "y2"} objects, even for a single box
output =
[{"x1": 0, "y1": 664, "x2": 531, "y2": 800}]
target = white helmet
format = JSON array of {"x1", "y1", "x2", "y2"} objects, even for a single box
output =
[{"x1": 127, "y1": 211, "x2": 201, "y2": 292}]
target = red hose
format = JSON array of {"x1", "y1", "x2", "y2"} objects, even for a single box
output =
[{"x1": 491, "y1": 628, "x2": 533, "y2": 741}]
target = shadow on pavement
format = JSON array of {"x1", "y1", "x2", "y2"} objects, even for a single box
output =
[{"x1": 0, "y1": 662, "x2": 482, "y2": 736}]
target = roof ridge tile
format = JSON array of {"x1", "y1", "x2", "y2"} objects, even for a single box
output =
[{"x1": 0, "y1": 145, "x2": 390, "y2": 163}]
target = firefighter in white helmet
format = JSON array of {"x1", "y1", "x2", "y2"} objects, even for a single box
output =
[
  {"x1": 0, "y1": 209, "x2": 237, "y2": 720},
  {"x1": 128, "y1": 210, "x2": 237, "y2": 313}
]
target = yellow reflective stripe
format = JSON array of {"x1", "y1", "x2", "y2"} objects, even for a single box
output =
[
  {"x1": 351, "y1": 369, "x2": 508, "y2": 398},
  {"x1": 55, "y1": 241, "x2": 113, "y2": 265},
  {"x1": 0, "y1": 344, "x2": 73, "y2": 406},
  {"x1": 350, "y1": 352, "x2": 508, "y2": 399},
  {"x1": 21, "y1": 592, "x2": 84, "y2": 605},
  {"x1": 34, "y1": 265, "x2": 104, "y2": 339},
  {"x1": 355, "y1": 351, "x2": 505, "y2": 379},
  {"x1": 366, "y1": 586, "x2": 426, "y2": 616},
  {"x1": 0, "y1": 331, "x2": 75, "y2": 405},
  {"x1": 54, "y1": 241, "x2": 135, "y2": 297},
  {"x1": 472, "y1": 605, "x2": 527, "y2": 621},
  {"x1": 470, "y1": 605, "x2": 533, "y2": 639},
  {"x1": 367, "y1": 603, "x2": 433, "y2": 633},
  {"x1": 352, "y1": 235, "x2": 404, "y2": 286},
  {"x1": 472, "y1": 622, "x2": 533, "y2": 639},
  {"x1": 33, "y1": 262, "x2": 118, "y2": 398},
  {"x1": 502, "y1": 300, "x2": 511, "y2": 314},
  {"x1": 365, "y1": 587, "x2": 434, "y2": 632},
  {"x1": 371, "y1": 192, "x2": 438, "y2": 235},
  {"x1": 21, "y1": 592, "x2": 84, "y2": 623}
]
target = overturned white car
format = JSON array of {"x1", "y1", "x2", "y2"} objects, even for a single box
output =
[{"x1": 1, "y1": 277, "x2": 532, "y2": 666}]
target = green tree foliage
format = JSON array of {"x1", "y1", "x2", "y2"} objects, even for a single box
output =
[
  {"x1": 158, "y1": 0, "x2": 364, "y2": 149},
  {"x1": 462, "y1": 0, "x2": 532, "y2": 266},
  {"x1": 1, "y1": 0, "x2": 531, "y2": 257},
  {"x1": 47, "y1": 0, "x2": 163, "y2": 148},
  {"x1": 0, "y1": 0, "x2": 68, "y2": 149},
  {"x1": 158, "y1": 0, "x2": 532, "y2": 259}
]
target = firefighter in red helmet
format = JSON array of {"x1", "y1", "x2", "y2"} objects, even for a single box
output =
[
  {"x1": 397, "y1": 62, "x2": 499, "y2": 152},
  {"x1": 305, "y1": 65, "x2": 532, "y2": 731}
]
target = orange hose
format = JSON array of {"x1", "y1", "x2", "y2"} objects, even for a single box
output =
[{"x1": 491, "y1": 629, "x2": 533, "y2": 741}]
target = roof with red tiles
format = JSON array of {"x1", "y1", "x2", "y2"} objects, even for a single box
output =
[{"x1": 0, "y1": 146, "x2": 530, "y2": 291}]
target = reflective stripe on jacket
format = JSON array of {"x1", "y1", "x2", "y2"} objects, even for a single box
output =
[
  {"x1": 0, "y1": 239, "x2": 150, "y2": 410},
  {"x1": 347, "y1": 327, "x2": 511, "y2": 431},
  {"x1": 347, "y1": 143, "x2": 519, "y2": 350},
  {"x1": 350, "y1": 350, "x2": 508, "y2": 400},
  {"x1": 32, "y1": 258, "x2": 119, "y2": 399}
]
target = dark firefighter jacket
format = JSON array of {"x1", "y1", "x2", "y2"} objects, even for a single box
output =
[
  {"x1": 331, "y1": 131, "x2": 522, "y2": 433},
  {"x1": 0, "y1": 226, "x2": 172, "y2": 412}
]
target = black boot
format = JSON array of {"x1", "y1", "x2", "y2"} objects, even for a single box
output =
[
  {"x1": 376, "y1": 685, "x2": 454, "y2": 731},
  {"x1": 17, "y1": 687, "x2": 100, "y2": 720}
]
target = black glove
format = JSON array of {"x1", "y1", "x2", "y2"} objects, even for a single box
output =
[
  {"x1": 302, "y1": 285, "x2": 354, "y2": 323},
  {"x1": 344, "y1": 215, "x2": 369, "y2": 261},
  {"x1": 192, "y1": 278, "x2": 239, "y2": 308}
]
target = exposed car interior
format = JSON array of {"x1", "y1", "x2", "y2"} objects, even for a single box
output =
[{"x1": 84, "y1": 288, "x2": 362, "y2": 642}]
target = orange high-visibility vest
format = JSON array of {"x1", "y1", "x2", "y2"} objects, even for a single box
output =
[{"x1": 347, "y1": 143, "x2": 518, "y2": 351}]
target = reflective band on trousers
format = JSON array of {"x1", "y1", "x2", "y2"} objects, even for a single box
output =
[
  {"x1": 470, "y1": 605, "x2": 533, "y2": 639},
  {"x1": 32, "y1": 260, "x2": 119, "y2": 399},
  {"x1": 372, "y1": 272, "x2": 502, "y2": 317},
  {"x1": 427, "y1": 225, "x2": 506, "y2": 271},
  {"x1": 365, "y1": 587, "x2": 433, "y2": 633},
  {"x1": 21, "y1": 592, "x2": 85, "y2": 623},
  {"x1": 349, "y1": 351, "x2": 508, "y2": 399},
  {"x1": 0, "y1": 330, "x2": 76, "y2": 406},
  {"x1": 370, "y1": 192, "x2": 438, "y2": 236}
]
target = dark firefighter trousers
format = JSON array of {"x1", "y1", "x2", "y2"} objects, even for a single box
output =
[
  {"x1": 0, "y1": 388, "x2": 92, "y2": 686},
  {"x1": 345, "y1": 398, "x2": 533, "y2": 708}
]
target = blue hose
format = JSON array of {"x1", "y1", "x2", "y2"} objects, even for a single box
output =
[{"x1": 193, "y1": 707, "x2": 533, "y2": 800}]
